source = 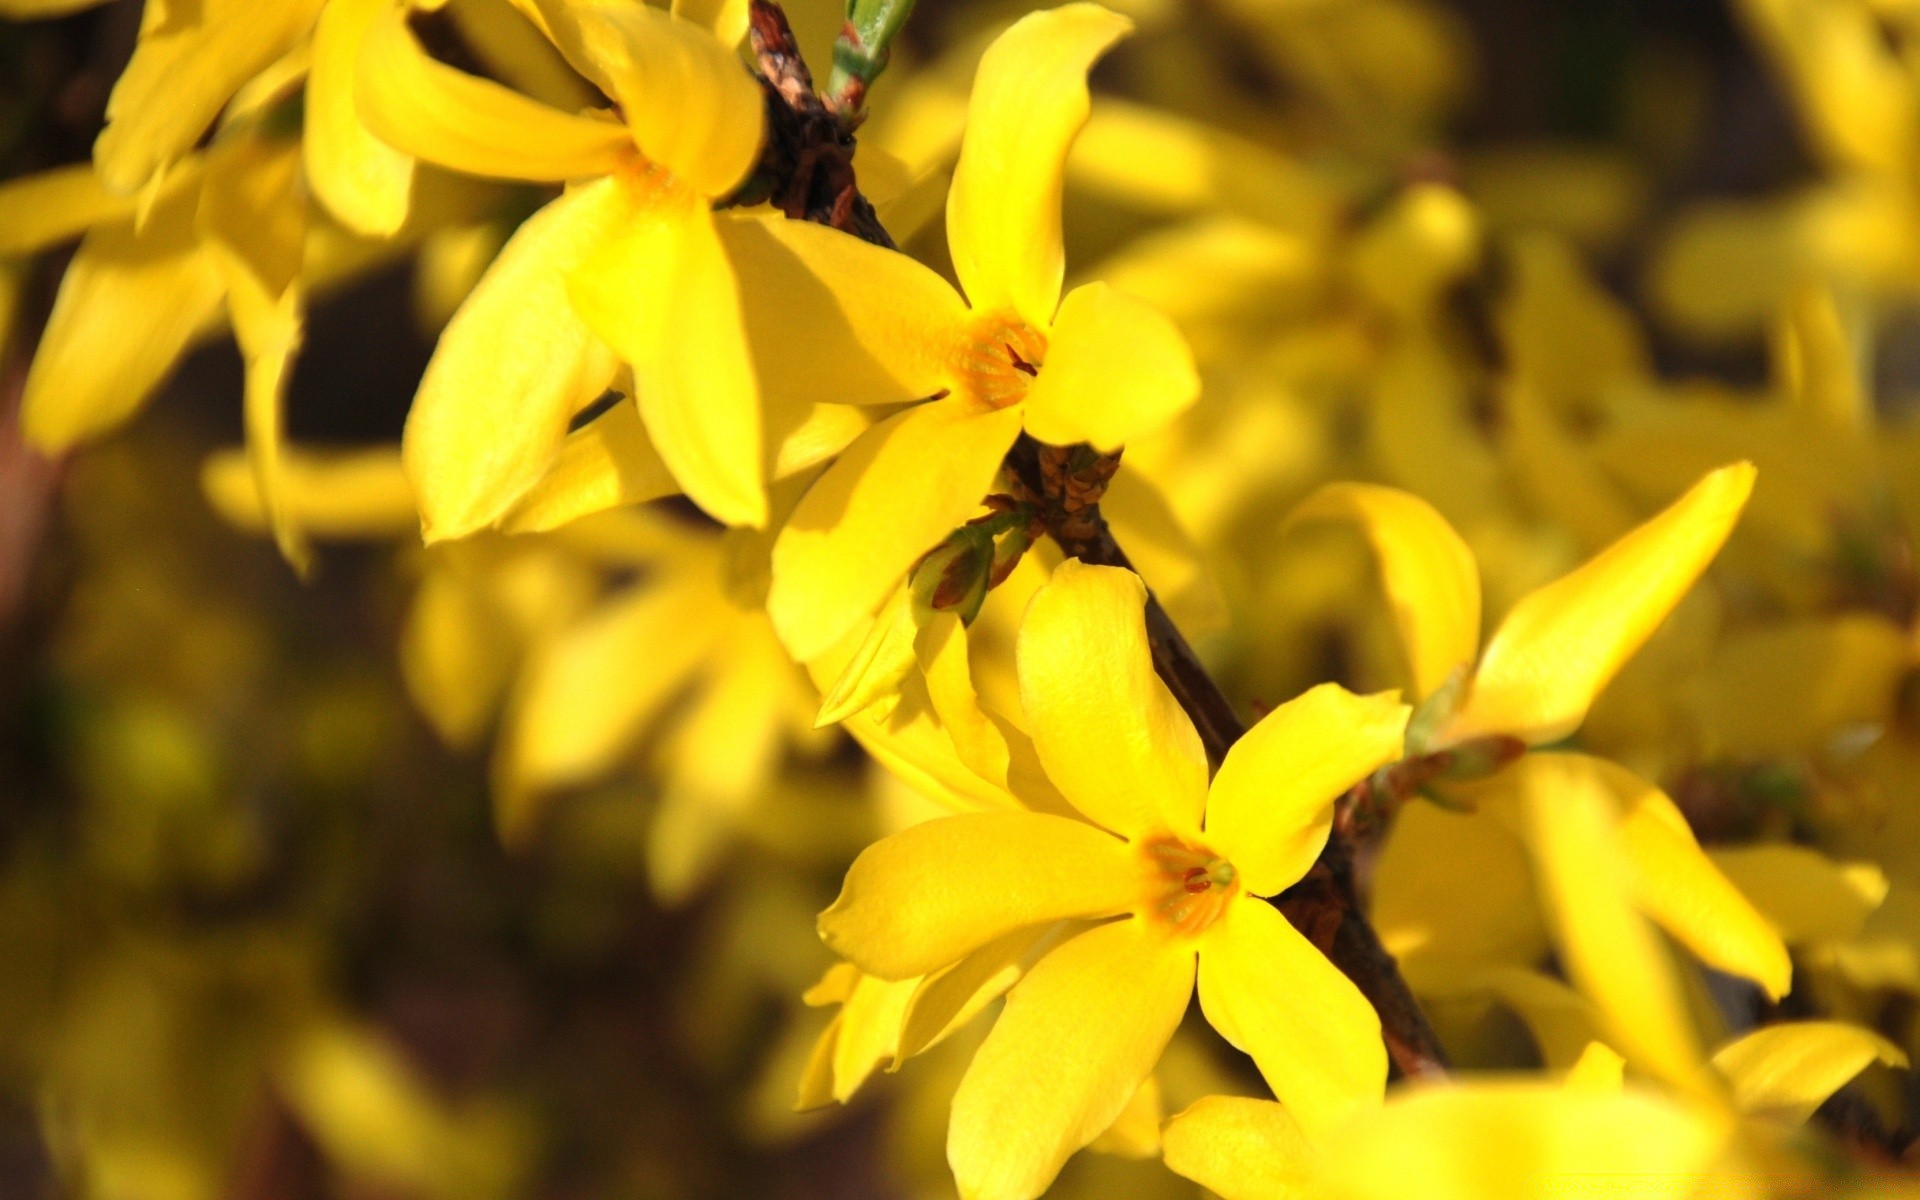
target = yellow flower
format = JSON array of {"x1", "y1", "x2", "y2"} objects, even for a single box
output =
[
  {"x1": 762, "y1": 3, "x2": 1201, "y2": 663},
  {"x1": 1160, "y1": 1020, "x2": 1907, "y2": 1200},
  {"x1": 1288, "y1": 461, "x2": 1756, "y2": 749},
  {"x1": 361, "y1": 0, "x2": 773, "y2": 536},
  {"x1": 817, "y1": 561, "x2": 1406, "y2": 1199}
]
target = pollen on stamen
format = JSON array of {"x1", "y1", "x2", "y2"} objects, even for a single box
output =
[
  {"x1": 953, "y1": 313, "x2": 1048, "y2": 410},
  {"x1": 1140, "y1": 836, "x2": 1239, "y2": 937}
]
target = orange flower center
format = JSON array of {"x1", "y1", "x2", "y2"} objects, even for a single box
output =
[
  {"x1": 953, "y1": 312, "x2": 1048, "y2": 410},
  {"x1": 613, "y1": 152, "x2": 682, "y2": 204},
  {"x1": 1141, "y1": 836, "x2": 1239, "y2": 937}
]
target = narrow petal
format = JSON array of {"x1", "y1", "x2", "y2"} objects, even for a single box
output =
[
  {"x1": 529, "y1": 0, "x2": 761, "y2": 197},
  {"x1": 1285, "y1": 483, "x2": 1481, "y2": 703},
  {"x1": 493, "y1": 577, "x2": 722, "y2": 841},
  {"x1": 1712, "y1": 1021, "x2": 1908, "y2": 1125},
  {"x1": 0, "y1": 164, "x2": 136, "y2": 256},
  {"x1": 948, "y1": 919, "x2": 1193, "y2": 1200},
  {"x1": 1610, "y1": 766, "x2": 1792, "y2": 999},
  {"x1": 719, "y1": 211, "x2": 968, "y2": 408},
  {"x1": 1316, "y1": 1084, "x2": 1735, "y2": 1200},
  {"x1": 1020, "y1": 281, "x2": 1199, "y2": 452},
  {"x1": 818, "y1": 811, "x2": 1135, "y2": 981},
  {"x1": 20, "y1": 188, "x2": 224, "y2": 451},
  {"x1": 201, "y1": 446, "x2": 417, "y2": 540},
  {"x1": 1498, "y1": 753, "x2": 1711, "y2": 1095},
  {"x1": 1445, "y1": 462, "x2": 1756, "y2": 745},
  {"x1": 567, "y1": 200, "x2": 765, "y2": 525},
  {"x1": 1709, "y1": 845, "x2": 1888, "y2": 944},
  {"x1": 895, "y1": 926, "x2": 1045, "y2": 1063},
  {"x1": 1206, "y1": 684, "x2": 1407, "y2": 897},
  {"x1": 357, "y1": 5, "x2": 632, "y2": 183},
  {"x1": 93, "y1": 0, "x2": 324, "y2": 193},
  {"x1": 1161, "y1": 1097, "x2": 1314, "y2": 1200},
  {"x1": 201, "y1": 137, "x2": 312, "y2": 572},
  {"x1": 947, "y1": 3, "x2": 1133, "y2": 325},
  {"x1": 829, "y1": 973, "x2": 919, "y2": 1103},
  {"x1": 402, "y1": 178, "x2": 629, "y2": 541},
  {"x1": 306, "y1": 0, "x2": 415, "y2": 235},
  {"x1": 1017, "y1": 559, "x2": 1210, "y2": 840},
  {"x1": 1197, "y1": 896, "x2": 1386, "y2": 1136},
  {"x1": 496, "y1": 397, "x2": 679, "y2": 534},
  {"x1": 768, "y1": 397, "x2": 1022, "y2": 663}
]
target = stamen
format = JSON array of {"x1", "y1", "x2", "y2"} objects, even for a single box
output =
[{"x1": 1139, "y1": 835, "x2": 1239, "y2": 937}]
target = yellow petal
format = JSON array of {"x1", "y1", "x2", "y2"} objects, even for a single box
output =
[
  {"x1": 493, "y1": 577, "x2": 722, "y2": 841},
  {"x1": 1197, "y1": 895, "x2": 1386, "y2": 1136},
  {"x1": 1445, "y1": 462, "x2": 1756, "y2": 745},
  {"x1": 1610, "y1": 766, "x2": 1792, "y2": 999},
  {"x1": 1566, "y1": 1040, "x2": 1627, "y2": 1092},
  {"x1": 568, "y1": 199, "x2": 764, "y2": 526},
  {"x1": 1712, "y1": 1021, "x2": 1908, "y2": 1125},
  {"x1": 0, "y1": 0, "x2": 114, "y2": 14},
  {"x1": 768, "y1": 397, "x2": 1023, "y2": 662},
  {"x1": 829, "y1": 972, "x2": 919, "y2": 1103},
  {"x1": 1020, "y1": 281, "x2": 1199, "y2": 452},
  {"x1": 1371, "y1": 802, "x2": 1547, "y2": 971},
  {"x1": 818, "y1": 811, "x2": 1135, "y2": 981},
  {"x1": 0, "y1": 164, "x2": 137, "y2": 256},
  {"x1": 20, "y1": 186, "x2": 225, "y2": 451},
  {"x1": 496, "y1": 397, "x2": 679, "y2": 534},
  {"x1": 306, "y1": 0, "x2": 415, "y2": 235},
  {"x1": 1709, "y1": 845, "x2": 1888, "y2": 944},
  {"x1": 948, "y1": 919, "x2": 1193, "y2": 1200},
  {"x1": 895, "y1": 927, "x2": 1042, "y2": 1064},
  {"x1": 1689, "y1": 615, "x2": 1911, "y2": 758},
  {"x1": 357, "y1": 5, "x2": 632, "y2": 182},
  {"x1": 201, "y1": 446, "x2": 417, "y2": 539},
  {"x1": 529, "y1": 0, "x2": 761, "y2": 197},
  {"x1": 201, "y1": 137, "x2": 311, "y2": 573},
  {"x1": 1161, "y1": 1096, "x2": 1313, "y2": 1200},
  {"x1": 719, "y1": 211, "x2": 969, "y2": 408},
  {"x1": 447, "y1": 0, "x2": 598, "y2": 113},
  {"x1": 1284, "y1": 482, "x2": 1481, "y2": 703},
  {"x1": 816, "y1": 582, "x2": 922, "y2": 727},
  {"x1": 399, "y1": 555, "x2": 520, "y2": 748},
  {"x1": 403, "y1": 178, "x2": 628, "y2": 541},
  {"x1": 947, "y1": 2, "x2": 1132, "y2": 326},
  {"x1": 93, "y1": 0, "x2": 325, "y2": 193},
  {"x1": 670, "y1": 0, "x2": 748, "y2": 45},
  {"x1": 1017, "y1": 559, "x2": 1209, "y2": 841},
  {"x1": 794, "y1": 1014, "x2": 842, "y2": 1111},
  {"x1": 1499, "y1": 753, "x2": 1710, "y2": 1095},
  {"x1": 1205, "y1": 684, "x2": 1406, "y2": 897},
  {"x1": 1316, "y1": 1083, "x2": 1735, "y2": 1200}
]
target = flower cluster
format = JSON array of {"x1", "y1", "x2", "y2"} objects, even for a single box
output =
[{"x1": 4, "y1": 0, "x2": 1920, "y2": 1197}]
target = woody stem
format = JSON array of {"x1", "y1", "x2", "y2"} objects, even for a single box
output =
[{"x1": 745, "y1": 0, "x2": 1448, "y2": 1082}]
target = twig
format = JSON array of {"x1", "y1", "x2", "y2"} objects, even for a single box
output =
[{"x1": 741, "y1": 0, "x2": 1449, "y2": 1083}]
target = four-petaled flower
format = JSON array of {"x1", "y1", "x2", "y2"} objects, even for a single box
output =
[
  {"x1": 818, "y1": 560, "x2": 1407, "y2": 1200},
  {"x1": 759, "y1": 3, "x2": 1202, "y2": 663}
]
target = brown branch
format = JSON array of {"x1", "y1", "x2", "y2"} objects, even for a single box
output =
[{"x1": 741, "y1": 0, "x2": 1448, "y2": 1084}]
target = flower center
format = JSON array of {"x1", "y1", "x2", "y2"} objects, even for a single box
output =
[
  {"x1": 953, "y1": 312, "x2": 1048, "y2": 411},
  {"x1": 1141, "y1": 836, "x2": 1239, "y2": 937},
  {"x1": 613, "y1": 152, "x2": 683, "y2": 204}
]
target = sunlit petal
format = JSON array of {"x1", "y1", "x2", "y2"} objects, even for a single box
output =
[
  {"x1": 818, "y1": 811, "x2": 1135, "y2": 980},
  {"x1": 1205, "y1": 684, "x2": 1407, "y2": 897},
  {"x1": 1017, "y1": 560, "x2": 1209, "y2": 841},
  {"x1": 1020, "y1": 281, "x2": 1199, "y2": 452},
  {"x1": 1198, "y1": 895, "x2": 1386, "y2": 1136},
  {"x1": 1445, "y1": 463, "x2": 1755, "y2": 745},
  {"x1": 948, "y1": 919, "x2": 1193, "y2": 1200},
  {"x1": 947, "y1": 2, "x2": 1132, "y2": 325},
  {"x1": 768, "y1": 397, "x2": 1022, "y2": 663},
  {"x1": 1285, "y1": 482, "x2": 1481, "y2": 702}
]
